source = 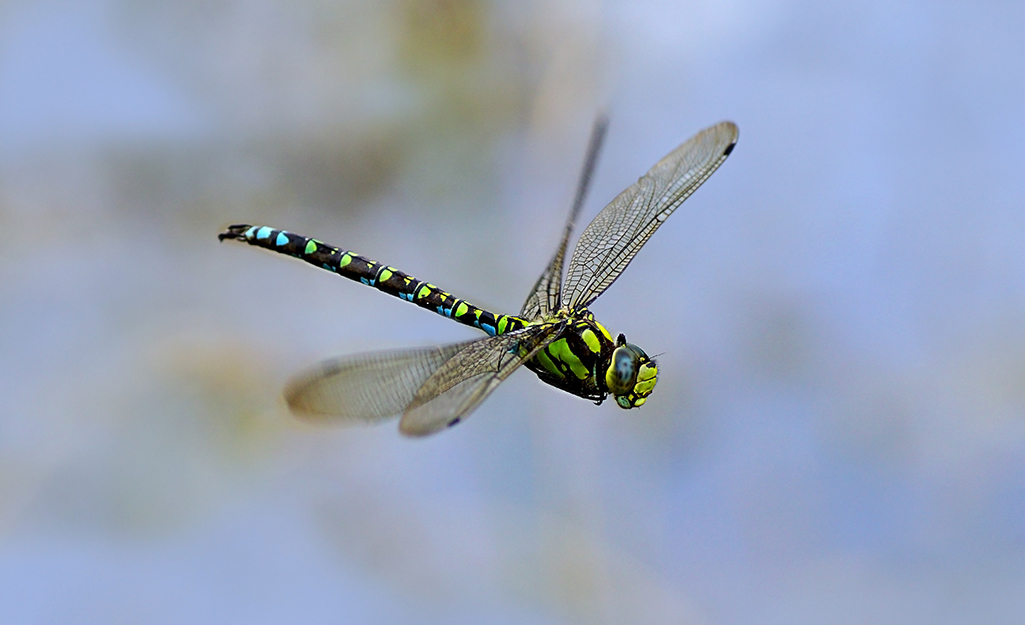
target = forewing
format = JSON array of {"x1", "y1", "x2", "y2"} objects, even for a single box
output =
[
  {"x1": 284, "y1": 342, "x2": 474, "y2": 423},
  {"x1": 563, "y1": 121, "x2": 738, "y2": 309},
  {"x1": 521, "y1": 116, "x2": 608, "y2": 320},
  {"x1": 399, "y1": 323, "x2": 563, "y2": 437}
]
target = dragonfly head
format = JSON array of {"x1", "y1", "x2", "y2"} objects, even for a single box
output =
[{"x1": 605, "y1": 333, "x2": 658, "y2": 409}]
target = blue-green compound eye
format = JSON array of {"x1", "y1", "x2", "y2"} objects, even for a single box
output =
[
  {"x1": 606, "y1": 334, "x2": 657, "y2": 409},
  {"x1": 606, "y1": 345, "x2": 640, "y2": 395}
]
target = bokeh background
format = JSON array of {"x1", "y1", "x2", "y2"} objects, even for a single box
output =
[{"x1": 2, "y1": 0, "x2": 1024, "y2": 623}]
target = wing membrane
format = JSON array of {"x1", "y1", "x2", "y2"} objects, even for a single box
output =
[
  {"x1": 284, "y1": 342, "x2": 474, "y2": 423},
  {"x1": 521, "y1": 116, "x2": 608, "y2": 320},
  {"x1": 399, "y1": 323, "x2": 563, "y2": 436},
  {"x1": 563, "y1": 121, "x2": 738, "y2": 309},
  {"x1": 285, "y1": 324, "x2": 562, "y2": 436}
]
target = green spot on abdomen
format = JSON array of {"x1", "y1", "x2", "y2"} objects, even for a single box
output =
[
  {"x1": 305, "y1": 240, "x2": 318, "y2": 254},
  {"x1": 455, "y1": 302, "x2": 469, "y2": 317},
  {"x1": 339, "y1": 253, "x2": 352, "y2": 268}
]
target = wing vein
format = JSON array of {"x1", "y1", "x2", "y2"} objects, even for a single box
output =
[{"x1": 563, "y1": 121, "x2": 738, "y2": 309}]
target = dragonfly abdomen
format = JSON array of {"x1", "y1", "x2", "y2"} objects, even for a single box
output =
[{"x1": 219, "y1": 224, "x2": 525, "y2": 336}]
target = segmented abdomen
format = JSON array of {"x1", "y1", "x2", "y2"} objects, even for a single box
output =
[{"x1": 219, "y1": 224, "x2": 525, "y2": 336}]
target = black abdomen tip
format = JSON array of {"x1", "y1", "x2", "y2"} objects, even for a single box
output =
[{"x1": 218, "y1": 224, "x2": 252, "y2": 242}]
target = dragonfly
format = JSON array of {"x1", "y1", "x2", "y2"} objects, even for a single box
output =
[{"x1": 219, "y1": 119, "x2": 737, "y2": 436}]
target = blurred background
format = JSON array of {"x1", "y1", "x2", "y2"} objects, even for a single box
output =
[{"x1": 1, "y1": 0, "x2": 1024, "y2": 623}]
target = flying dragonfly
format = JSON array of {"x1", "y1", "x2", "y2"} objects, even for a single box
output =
[{"x1": 219, "y1": 119, "x2": 738, "y2": 436}]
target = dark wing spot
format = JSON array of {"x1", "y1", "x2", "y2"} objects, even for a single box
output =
[
  {"x1": 447, "y1": 417, "x2": 461, "y2": 428},
  {"x1": 723, "y1": 141, "x2": 736, "y2": 156}
]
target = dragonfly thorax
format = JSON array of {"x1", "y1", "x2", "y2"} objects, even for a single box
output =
[{"x1": 523, "y1": 311, "x2": 657, "y2": 408}]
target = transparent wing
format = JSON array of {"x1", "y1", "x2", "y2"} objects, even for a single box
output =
[
  {"x1": 284, "y1": 342, "x2": 475, "y2": 423},
  {"x1": 399, "y1": 323, "x2": 563, "y2": 437},
  {"x1": 521, "y1": 116, "x2": 608, "y2": 320},
  {"x1": 563, "y1": 121, "x2": 738, "y2": 309}
]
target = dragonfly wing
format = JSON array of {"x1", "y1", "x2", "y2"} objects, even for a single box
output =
[
  {"x1": 521, "y1": 116, "x2": 608, "y2": 320},
  {"x1": 399, "y1": 323, "x2": 563, "y2": 436},
  {"x1": 285, "y1": 341, "x2": 475, "y2": 423},
  {"x1": 563, "y1": 121, "x2": 738, "y2": 309}
]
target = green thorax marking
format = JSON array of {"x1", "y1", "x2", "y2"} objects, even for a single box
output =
[{"x1": 522, "y1": 309, "x2": 617, "y2": 402}]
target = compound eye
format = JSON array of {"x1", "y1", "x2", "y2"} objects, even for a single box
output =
[{"x1": 606, "y1": 346, "x2": 639, "y2": 395}]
